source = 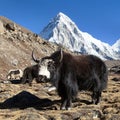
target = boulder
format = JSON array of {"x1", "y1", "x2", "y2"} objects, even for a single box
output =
[{"x1": 5, "y1": 23, "x2": 15, "y2": 31}]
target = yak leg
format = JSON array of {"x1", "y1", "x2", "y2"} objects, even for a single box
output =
[
  {"x1": 60, "y1": 97, "x2": 72, "y2": 110},
  {"x1": 21, "y1": 77, "x2": 27, "y2": 84},
  {"x1": 92, "y1": 76, "x2": 101, "y2": 104},
  {"x1": 92, "y1": 91, "x2": 101, "y2": 104},
  {"x1": 28, "y1": 74, "x2": 33, "y2": 86},
  {"x1": 92, "y1": 92, "x2": 97, "y2": 104},
  {"x1": 66, "y1": 99, "x2": 72, "y2": 110},
  {"x1": 60, "y1": 98, "x2": 67, "y2": 110},
  {"x1": 59, "y1": 73, "x2": 78, "y2": 110},
  {"x1": 95, "y1": 91, "x2": 101, "y2": 104}
]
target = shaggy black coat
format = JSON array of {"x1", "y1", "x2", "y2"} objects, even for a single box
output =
[
  {"x1": 37, "y1": 50, "x2": 108, "y2": 110},
  {"x1": 21, "y1": 64, "x2": 45, "y2": 86}
]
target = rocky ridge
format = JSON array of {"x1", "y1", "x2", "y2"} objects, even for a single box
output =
[{"x1": 0, "y1": 16, "x2": 59, "y2": 79}]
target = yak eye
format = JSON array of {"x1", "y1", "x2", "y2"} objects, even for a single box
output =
[
  {"x1": 48, "y1": 64, "x2": 51, "y2": 68},
  {"x1": 48, "y1": 62, "x2": 51, "y2": 66},
  {"x1": 48, "y1": 62, "x2": 53, "y2": 67},
  {"x1": 47, "y1": 61, "x2": 55, "y2": 71}
]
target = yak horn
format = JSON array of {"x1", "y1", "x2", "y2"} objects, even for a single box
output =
[
  {"x1": 32, "y1": 49, "x2": 40, "y2": 63},
  {"x1": 60, "y1": 48, "x2": 63, "y2": 62}
]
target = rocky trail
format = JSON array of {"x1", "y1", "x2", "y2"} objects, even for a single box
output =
[{"x1": 0, "y1": 73, "x2": 120, "y2": 120}]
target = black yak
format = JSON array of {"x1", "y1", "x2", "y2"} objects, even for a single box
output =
[
  {"x1": 21, "y1": 64, "x2": 47, "y2": 86},
  {"x1": 32, "y1": 49, "x2": 108, "y2": 110}
]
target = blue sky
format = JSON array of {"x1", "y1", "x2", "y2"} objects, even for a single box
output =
[{"x1": 0, "y1": 0, "x2": 120, "y2": 45}]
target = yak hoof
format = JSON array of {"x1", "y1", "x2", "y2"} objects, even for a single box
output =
[
  {"x1": 60, "y1": 106, "x2": 66, "y2": 110},
  {"x1": 60, "y1": 106, "x2": 71, "y2": 110},
  {"x1": 66, "y1": 107, "x2": 71, "y2": 110}
]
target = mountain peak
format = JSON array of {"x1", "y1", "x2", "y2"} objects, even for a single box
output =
[
  {"x1": 57, "y1": 12, "x2": 66, "y2": 17},
  {"x1": 52, "y1": 12, "x2": 74, "y2": 25},
  {"x1": 39, "y1": 12, "x2": 120, "y2": 60},
  {"x1": 56, "y1": 12, "x2": 70, "y2": 19}
]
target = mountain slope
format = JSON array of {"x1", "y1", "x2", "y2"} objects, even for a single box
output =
[
  {"x1": 0, "y1": 16, "x2": 58, "y2": 79},
  {"x1": 40, "y1": 12, "x2": 120, "y2": 60},
  {"x1": 112, "y1": 39, "x2": 120, "y2": 52}
]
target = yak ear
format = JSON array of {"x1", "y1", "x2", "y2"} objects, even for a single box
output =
[{"x1": 59, "y1": 48, "x2": 63, "y2": 62}]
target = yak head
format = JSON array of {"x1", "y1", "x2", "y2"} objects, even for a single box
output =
[{"x1": 32, "y1": 49, "x2": 63, "y2": 79}]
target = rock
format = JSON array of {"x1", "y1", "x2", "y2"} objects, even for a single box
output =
[
  {"x1": 11, "y1": 59, "x2": 18, "y2": 66},
  {"x1": 2, "y1": 80, "x2": 11, "y2": 84},
  {"x1": 109, "y1": 65, "x2": 120, "y2": 74},
  {"x1": 112, "y1": 77, "x2": 120, "y2": 82},
  {"x1": 5, "y1": 23, "x2": 15, "y2": 31}
]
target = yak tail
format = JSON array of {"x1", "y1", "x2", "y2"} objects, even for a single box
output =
[{"x1": 100, "y1": 63, "x2": 108, "y2": 90}]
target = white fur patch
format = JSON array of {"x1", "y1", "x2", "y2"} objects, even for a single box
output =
[
  {"x1": 39, "y1": 65, "x2": 50, "y2": 79},
  {"x1": 48, "y1": 86, "x2": 56, "y2": 92}
]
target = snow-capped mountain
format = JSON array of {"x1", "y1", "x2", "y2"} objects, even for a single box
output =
[
  {"x1": 40, "y1": 12, "x2": 120, "y2": 60},
  {"x1": 112, "y1": 39, "x2": 120, "y2": 52}
]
